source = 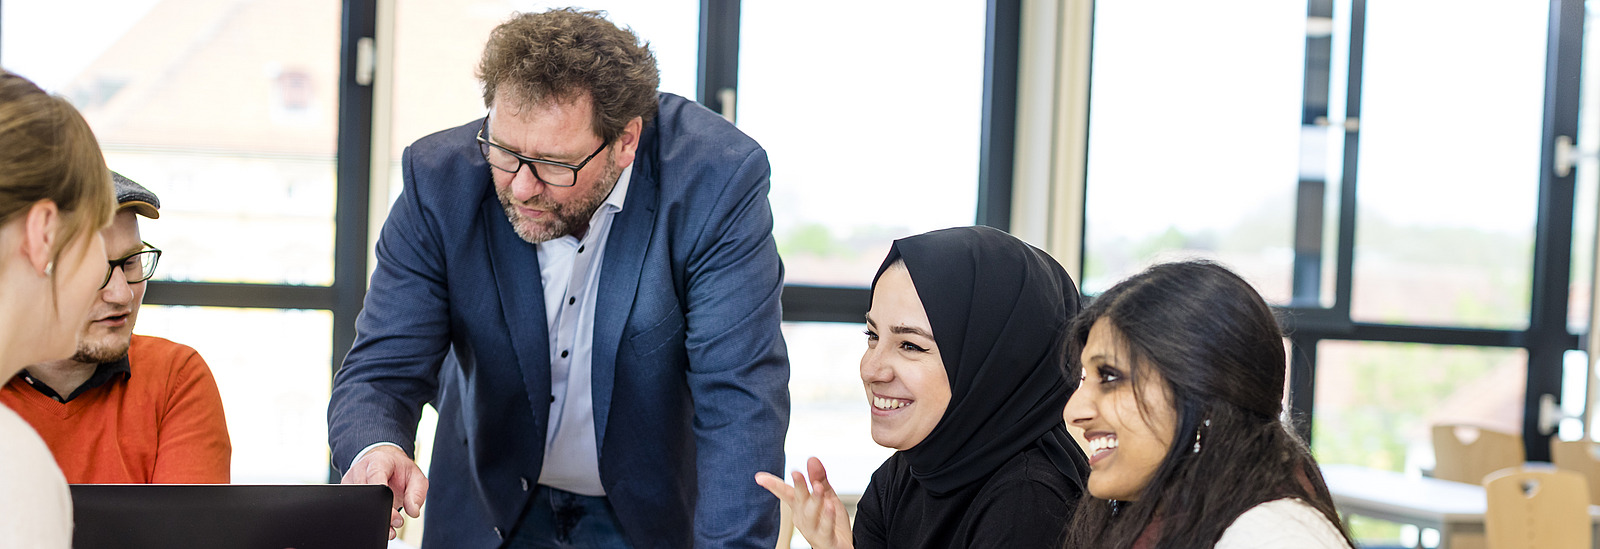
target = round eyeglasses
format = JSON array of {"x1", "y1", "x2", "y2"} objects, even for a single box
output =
[
  {"x1": 476, "y1": 120, "x2": 608, "y2": 188},
  {"x1": 99, "y1": 242, "x2": 162, "y2": 290}
]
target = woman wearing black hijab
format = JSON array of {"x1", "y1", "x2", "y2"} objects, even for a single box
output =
[{"x1": 757, "y1": 226, "x2": 1091, "y2": 548}]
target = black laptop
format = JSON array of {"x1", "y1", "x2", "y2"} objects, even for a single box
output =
[{"x1": 69, "y1": 484, "x2": 393, "y2": 549}]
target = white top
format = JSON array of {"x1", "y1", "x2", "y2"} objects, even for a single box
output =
[
  {"x1": 1215, "y1": 498, "x2": 1352, "y2": 549},
  {"x1": 0, "y1": 404, "x2": 72, "y2": 547},
  {"x1": 534, "y1": 164, "x2": 632, "y2": 497}
]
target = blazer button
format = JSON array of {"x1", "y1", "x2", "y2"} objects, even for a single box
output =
[{"x1": 521, "y1": 477, "x2": 530, "y2": 491}]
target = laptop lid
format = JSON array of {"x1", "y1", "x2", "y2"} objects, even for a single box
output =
[{"x1": 69, "y1": 484, "x2": 393, "y2": 549}]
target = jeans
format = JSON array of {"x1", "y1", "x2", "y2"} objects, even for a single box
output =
[{"x1": 508, "y1": 485, "x2": 632, "y2": 548}]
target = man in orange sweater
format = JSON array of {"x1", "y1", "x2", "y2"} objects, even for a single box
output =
[{"x1": 0, "y1": 172, "x2": 230, "y2": 483}]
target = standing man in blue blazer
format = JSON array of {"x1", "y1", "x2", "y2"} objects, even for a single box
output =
[{"x1": 327, "y1": 8, "x2": 790, "y2": 548}]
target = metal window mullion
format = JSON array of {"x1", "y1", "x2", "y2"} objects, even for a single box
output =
[
  {"x1": 976, "y1": 0, "x2": 1022, "y2": 231},
  {"x1": 1330, "y1": 0, "x2": 1366, "y2": 321},
  {"x1": 1524, "y1": 0, "x2": 1586, "y2": 461},
  {"x1": 696, "y1": 0, "x2": 739, "y2": 119}
]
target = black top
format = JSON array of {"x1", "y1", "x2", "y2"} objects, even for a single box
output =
[
  {"x1": 854, "y1": 446, "x2": 1082, "y2": 548},
  {"x1": 856, "y1": 226, "x2": 1092, "y2": 547}
]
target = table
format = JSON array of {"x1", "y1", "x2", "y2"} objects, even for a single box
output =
[{"x1": 1321, "y1": 463, "x2": 1600, "y2": 548}]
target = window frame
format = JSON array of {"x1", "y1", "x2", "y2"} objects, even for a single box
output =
[{"x1": 1077, "y1": 0, "x2": 1588, "y2": 462}]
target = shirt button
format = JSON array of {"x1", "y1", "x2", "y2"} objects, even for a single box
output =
[
  {"x1": 521, "y1": 477, "x2": 531, "y2": 491},
  {"x1": 568, "y1": 296, "x2": 576, "y2": 305},
  {"x1": 560, "y1": 350, "x2": 569, "y2": 358}
]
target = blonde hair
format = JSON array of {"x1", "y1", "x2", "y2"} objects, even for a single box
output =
[{"x1": 0, "y1": 70, "x2": 116, "y2": 266}]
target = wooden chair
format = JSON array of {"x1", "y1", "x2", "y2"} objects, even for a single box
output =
[
  {"x1": 1551, "y1": 438, "x2": 1600, "y2": 505},
  {"x1": 1431, "y1": 424, "x2": 1524, "y2": 484},
  {"x1": 776, "y1": 502, "x2": 793, "y2": 549},
  {"x1": 1484, "y1": 466, "x2": 1591, "y2": 549}
]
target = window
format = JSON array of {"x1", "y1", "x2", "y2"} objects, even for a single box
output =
[
  {"x1": 1083, "y1": 1, "x2": 1309, "y2": 302},
  {"x1": 782, "y1": 323, "x2": 894, "y2": 492},
  {"x1": 137, "y1": 306, "x2": 333, "y2": 482},
  {"x1": 739, "y1": 0, "x2": 987, "y2": 287},
  {"x1": 1350, "y1": 2, "x2": 1548, "y2": 329},
  {"x1": 1083, "y1": 0, "x2": 1592, "y2": 487},
  {"x1": 4, "y1": 0, "x2": 342, "y2": 286}
]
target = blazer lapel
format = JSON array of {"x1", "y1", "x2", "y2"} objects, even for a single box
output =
[
  {"x1": 482, "y1": 196, "x2": 554, "y2": 426},
  {"x1": 591, "y1": 145, "x2": 659, "y2": 455}
]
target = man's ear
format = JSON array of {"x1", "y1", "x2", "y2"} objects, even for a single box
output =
[
  {"x1": 614, "y1": 116, "x2": 644, "y2": 169},
  {"x1": 22, "y1": 200, "x2": 60, "y2": 276}
]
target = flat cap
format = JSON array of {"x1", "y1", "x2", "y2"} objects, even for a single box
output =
[{"x1": 110, "y1": 171, "x2": 160, "y2": 219}]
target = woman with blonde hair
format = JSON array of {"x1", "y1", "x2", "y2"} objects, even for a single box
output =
[{"x1": 0, "y1": 69, "x2": 118, "y2": 546}]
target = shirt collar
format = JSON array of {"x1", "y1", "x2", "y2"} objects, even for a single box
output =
[
  {"x1": 603, "y1": 163, "x2": 633, "y2": 214},
  {"x1": 19, "y1": 356, "x2": 132, "y2": 403}
]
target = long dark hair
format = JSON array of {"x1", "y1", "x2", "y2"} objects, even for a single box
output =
[{"x1": 1062, "y1": 261, "x2": 1354, "y2": 548}]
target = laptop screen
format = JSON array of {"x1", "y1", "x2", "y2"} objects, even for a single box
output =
[{"x1": 69, "y1": 484, "x2": 393, "y2": 549}]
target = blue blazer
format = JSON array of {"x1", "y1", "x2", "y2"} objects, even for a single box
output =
[{"x1": 328, "y1": 93, "x2": 790, "y2": 548}]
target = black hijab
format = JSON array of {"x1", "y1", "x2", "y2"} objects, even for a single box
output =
[{"x1": 870, "y1": 225, "x2": 1090, "y2": 496}]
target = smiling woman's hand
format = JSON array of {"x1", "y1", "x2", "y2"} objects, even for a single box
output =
[{"x1": 755, "y1": 457, "x2": 853, "y2": 549}]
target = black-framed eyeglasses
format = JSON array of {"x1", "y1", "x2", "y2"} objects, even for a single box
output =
[
  {"x1": 99, "y1": 242, "x2": 161, "y2": 290},
  {"x1": 476, "y1": 120, "x2": 608, "y2": 188}
]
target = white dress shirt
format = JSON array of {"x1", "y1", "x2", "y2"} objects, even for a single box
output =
[
  {"x1": 353, "y1": 164, "x2": 634, "y2": 499},
  {"x1": 534, "y1": 163, "x2": 632, "y2": 496}
]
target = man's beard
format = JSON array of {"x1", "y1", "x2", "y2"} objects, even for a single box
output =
[
  {"x1": 71, "y1": 339, "x2": 130, "y2": 365},
  {"x1": 497, "y1": 148, "x2": 622, "y2": 244}
]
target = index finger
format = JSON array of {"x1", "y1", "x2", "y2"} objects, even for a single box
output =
[{"x1": 754, "y1": 472, "x2": 796, "y2": 503}]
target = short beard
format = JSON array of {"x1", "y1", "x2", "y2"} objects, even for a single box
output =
[
  {"x1": 497, "y1": 148, "x2": 622, "y2": 244},
  {"x1": 71, "y1": 341, "x2": 130, "y2": 365}
]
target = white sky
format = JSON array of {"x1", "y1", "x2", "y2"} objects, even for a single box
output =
[
  {"x1": 1, "y1": 0, "x2": 163, "y2": 91},
  {"x1": 1087, "y1": 0, "x2": 1548, "y2": 240}
]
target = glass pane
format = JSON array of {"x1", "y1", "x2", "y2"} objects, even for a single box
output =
[
  {"x1": 1313, "y1": 341, "x2": 1525, "y2": 545},
  {"x1": 387, "y1": 0, "x2": 699, "y2": 205},
  {"x1": 1083, "y1": 1, "x2": 1308, "y2": 301},
  {"x1": 1562, "y1": 350, "x2": 1587, "y2": 441},
  {"x1": 1350, "y1": 2, "x2": 1547, "y2": 328},
  {"x1": 1, "y1": 0, "x2": 341, "y2": 285},
  {"x1": 136, "y1": 306, "x2": 333, "y2": 483},
  {"x1": 783, "y1": 322, "x2": 894, "y2": 496},
  {"x1": 1312, "y1": 341, "x2": 1526, "y2": 473},
  {"x1": 739, "y1": 2, "x2": 985, "y2": 287},
  {"x1": 1573, "y1": 1, "x2": 1600, "y2": 334}
]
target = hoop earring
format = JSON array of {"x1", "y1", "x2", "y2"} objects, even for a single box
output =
[{"x1": 1192, "y1": 419, "x2": 1211, "y2": 454}]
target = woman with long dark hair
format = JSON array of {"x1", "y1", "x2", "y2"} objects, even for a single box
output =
[
  {"x1": 1063, "y1": 261, "x2": 1354, "y2": 548},
  {"x1": 757, "y1": 226, "x2": 1091, "y2": 548}
]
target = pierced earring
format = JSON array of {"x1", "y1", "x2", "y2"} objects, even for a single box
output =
[
  {"x1": 43, "y1": 261, "x2": 53, "y2": 277},
  {"x1": 1192, "y1": 419, "x2": 1211, "y2": 454}
]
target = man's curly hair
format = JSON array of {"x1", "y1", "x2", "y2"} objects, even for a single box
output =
[{"x1": 477, "y1": 8, "x2": 660, "y2": 143}]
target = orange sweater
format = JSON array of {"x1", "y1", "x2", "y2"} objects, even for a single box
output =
[{"x1": 0, "y1": 335, "x2": 231, "y2": 483}]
